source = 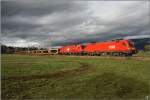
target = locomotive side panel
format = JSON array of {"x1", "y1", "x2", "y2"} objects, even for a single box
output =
[
  {"x1": 59, "y1": 45, "x2": 83, "y2": 55},
  {"x1": 83, "y1": 39, "x2": 136, "y2": 56},
  {"x1": 84, "y1": 40, "x2": 130, "y2": 52}
]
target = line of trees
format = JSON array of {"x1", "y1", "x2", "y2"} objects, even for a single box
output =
[{"x1": 1, "y1": 44, "x2": 39, "y2": 54}]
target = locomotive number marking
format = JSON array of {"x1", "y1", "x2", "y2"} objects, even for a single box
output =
[{"x1": 109, "y1": 45, "x2": 116, "y2": 49}]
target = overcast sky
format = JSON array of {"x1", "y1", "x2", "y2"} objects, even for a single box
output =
[{"x1": 1, "y1": 0, "x2": 150, "y2": 47}]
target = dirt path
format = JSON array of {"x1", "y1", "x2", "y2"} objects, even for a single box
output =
[{"x1": 2, "y1": 62, "x2": 94, "y2": 81}]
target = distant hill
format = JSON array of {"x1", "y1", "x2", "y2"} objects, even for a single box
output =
[{"x1": 129, "y1": 38, "x2": 150, "y2": 50}]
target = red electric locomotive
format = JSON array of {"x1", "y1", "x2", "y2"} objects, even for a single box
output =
[
  {"x1": 59, "y1": 45, "x2": 83, "y2": 55},
  {"x1": 83, "y1": 39, "x2": 137, "y2": 56},
  {"x1": 58, "y1": 39, "x2": 137, "y2": 56}
]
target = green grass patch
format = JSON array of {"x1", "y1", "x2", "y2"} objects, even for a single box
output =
[
  {"x1": 1, "y1": 54, "x2": 149, "y2": 100},
  {"x1": 134, "y1": 50, "x2": 150, "y2": 57}
]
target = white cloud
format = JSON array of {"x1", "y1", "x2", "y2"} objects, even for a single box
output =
[{"x1": 124, "y1": 35, "x2": 150, "y2": 39}]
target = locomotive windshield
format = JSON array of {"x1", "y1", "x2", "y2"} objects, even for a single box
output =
[
  {"x1": 81, "y1": 45, "x2": 86, "y2": 49},
  {"x1": 128, "y1": 41, "x2": 134, "y2": 47}
]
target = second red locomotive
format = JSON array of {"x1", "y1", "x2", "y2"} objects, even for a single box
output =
[{"x1": 59, "y1": 39, "x2": 137, "y2": 56}]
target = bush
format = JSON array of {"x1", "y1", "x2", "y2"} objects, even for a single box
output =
[{"x1": 144, "y1": 45, "x2": 150, "y2": 51}]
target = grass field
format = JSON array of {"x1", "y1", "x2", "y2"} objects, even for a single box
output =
[{"x1": 1, "y1": 54, "x2": 149, "y2": 100}]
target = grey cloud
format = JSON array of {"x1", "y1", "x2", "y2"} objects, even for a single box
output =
[
  {"x1": 2, "y1": 0, "x2": 89, "y2": 36},
  {"x1": 2, "y1": 0, "x2": 84, "y2": 17},
  {"x1": 1, "y1": 1, "x2": 150, "y2": 47}
]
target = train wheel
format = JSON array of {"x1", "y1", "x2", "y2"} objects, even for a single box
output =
[
  {"x1": 101, "y1": 52, "x2": 106, "y2": 56},
  {"x1": 121, "y1": 53, "x2": 127, "y2": 57},
  {"x1": 126, "y1": 53, "x2": 132, "y2": 56},
  {"x1": 88, "y1": 53, "x2": 91, "y2": 56},
  {"x1": 112, "y1": 52, "x2": 119, "y2": 56}
]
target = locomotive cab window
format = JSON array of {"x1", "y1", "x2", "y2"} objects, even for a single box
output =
[
  {"x1": 122, "y1": 42, "x2": 127, "y2": 46},
  {"x1": 129, "y1": 42, "x2": 133, "y2": 47},
  {"x1": 81, "y1": 45, "x2": 86, "y2": 49}
]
